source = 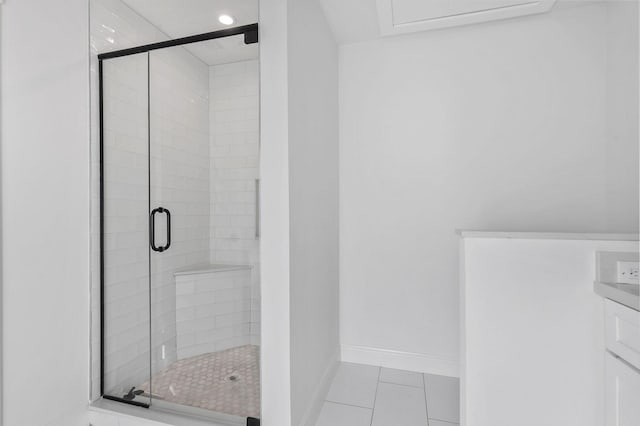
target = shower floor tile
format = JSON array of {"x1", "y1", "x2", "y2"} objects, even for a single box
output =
[{"x1": 140, "y1": 344, "x2": 260, "y2": 418}]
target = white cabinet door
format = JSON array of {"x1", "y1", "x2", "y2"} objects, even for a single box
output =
[
  {"x1": 605, "y1": 300, "x2": 640, "y2": 370},
  {"x1": 606, "y1": 351, "x2": 640, "y2": 426}
]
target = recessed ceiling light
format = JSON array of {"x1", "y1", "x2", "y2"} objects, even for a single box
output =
[{"x1": 218, "y1": 14, "x2": 235, "y2": 26}]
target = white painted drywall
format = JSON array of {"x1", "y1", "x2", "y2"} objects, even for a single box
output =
[
  {"x1": 460, "y1": 235, "x2": 639, "y2": 426},
  {"x1": 605, "y1": 0, "x2": 640, "y2": 231},
  {"x1": 259, "y1": 0, "x2": 293, "y2": 424},
  {"x1": 0, "y1": 0, "x2": 90, "y2": 425},
  {"x1": 339, "y1": 2, "x2": 639, "y2": 375},
  {"x1": 287, "y1": 0, "x2": 341, "y2": 425},
  {"x1": 260, "y1": 1, "x2": 341, "y2": 424}
]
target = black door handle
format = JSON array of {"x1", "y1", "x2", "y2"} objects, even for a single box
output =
[{"x1": 150, "y1": 207, "x2": 171, "y2": 252}]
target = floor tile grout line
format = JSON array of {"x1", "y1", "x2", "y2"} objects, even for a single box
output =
[
  {"x1": 369, "y1": 367, "x2": 382, "y2": 426},
  {"x1": 428, "y1": 417, "x2": 459, "y2": 424},
  {"x1": 423, "y1": 373, "x2": 430, "y2": 426},
  {"x1": 323, "y1": 400, "x2": 375, "y2": 411},
  {"x1": 378, "y1": 379, "x2": 424, "y2": 389}
]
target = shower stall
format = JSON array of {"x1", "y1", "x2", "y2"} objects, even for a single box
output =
[{"x1": 98, "y1": 23, "x2": 261, "y2": 425}]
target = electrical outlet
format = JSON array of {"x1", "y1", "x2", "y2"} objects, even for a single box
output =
[{"x1": 617, "y1": 261, "x2": 640, "y2": 284}]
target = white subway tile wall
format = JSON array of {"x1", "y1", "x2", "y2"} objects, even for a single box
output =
[
  {"x1": 209, "y1": 60, "x2": 261, "y2": 345},
  {"x1": 175, "y1": 268, "x2": 253, "y2": 359}
]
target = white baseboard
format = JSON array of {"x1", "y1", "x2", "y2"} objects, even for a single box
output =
[
  {"x1": 300, "y1": 346, "x2": 340, "y2": 426},
  {"x1": 341, "y1": 344, "x2": 459, "y2": 377}
]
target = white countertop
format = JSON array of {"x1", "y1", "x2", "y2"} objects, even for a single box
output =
[
  {"x1": 457, "y1": 230, "x2": 639, "y2": 241},
  {"x1": 594, "y1": 281, "x2": 640, "y2": 312}
]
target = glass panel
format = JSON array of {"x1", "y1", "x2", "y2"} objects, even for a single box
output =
[
  {"x1": 147, "y1": 36, "x2": 260, "y2": 420},
  {"x1": 102, "y1": 52, "x2": 151, "y2": 405}
]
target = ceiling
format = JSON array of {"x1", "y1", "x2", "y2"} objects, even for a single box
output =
[
  {"x1": 116, "y1": 0, "x2": 593, "y2": 61},
  {"x1": 319, "y1": 0, "x2": 382, "y2": 45},
  {"x1": 120, "y1": 0, "x2": 259, "y2": 65},
  {"x1": 318, "y1": 0, "x2": 588, "y2": 44},
  {"x1": 377, "y1": 0, "x2": 557, "y2": 35}
]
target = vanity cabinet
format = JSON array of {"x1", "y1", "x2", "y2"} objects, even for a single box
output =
[
  {"x1": 605, "y1": 299, "x2": 640, "y2": 369},
  {"x1": 604, "y1": 299, "x2": 640, "y2": 426},
  {"x1": 460, "y1": 234, "x2": 638, "y2": 426},
  {"x1": 605, "y1": 352, "x2": 640, "y2": 426}
]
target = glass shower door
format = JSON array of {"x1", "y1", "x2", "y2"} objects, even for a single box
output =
[
  {"x1": 146, "y1": 39, "x2": 233, "y2": 418},
  {"x1": 145, "y1": 38, "x2": 259, "y2": 422},
  {"x1": 99, "y1": 26, "x2": 260, "y2": 422},
  {"x1": 145, "y1": 43, "x2": 214, "y2": 411},
  {"x1": 101, "y1": 52, "x2": 152, "y2": 406}
]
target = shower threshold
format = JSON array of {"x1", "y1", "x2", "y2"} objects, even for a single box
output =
[{"x1": 90, "y1": 398, "x2": 246, "y2": 426}]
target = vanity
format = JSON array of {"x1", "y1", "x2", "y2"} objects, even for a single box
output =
[
  {"x1": 594, "y1": 253, "x2": 640, "y2": 426},
  {"x1": 459, "y1": 232, "x2": 639, "y2": 426}
]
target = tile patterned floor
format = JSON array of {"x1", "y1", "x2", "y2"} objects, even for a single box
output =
[
  {"x1": 140, "y1": 345, "x2": 260, "y2": 418},
  {"x1": 317, "y1": 362, "x2": 459, "y2": 426}
]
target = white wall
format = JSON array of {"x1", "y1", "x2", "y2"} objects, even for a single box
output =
[
  {"x1": 258, "y1": 0, "x2": 341, "y2": 424},
  {"x1": 0, "y1": 0, "x2": 90, "y2": 425},
  {"x1": 287, "y1": 0, "x2": 340, "y2": 425},
  {"x1": 259, "y1": 0, "x2": 293, "y2": 423},
  {"x1": 339, "y1": 1, "x2": 639, "y2": 375},
  {"x1": 460, "y1": 234, "x2": 639, "y2": 426},
  {"x1": 605, "y1": 0, "x2": 639, "y2": 230}
]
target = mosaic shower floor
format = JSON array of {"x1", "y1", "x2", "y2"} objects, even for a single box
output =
[{"x1": 140, "y1": 344, "x2": 260, "y2": 418}]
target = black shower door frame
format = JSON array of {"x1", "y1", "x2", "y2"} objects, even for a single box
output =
[{"x1": 97, "y1": 23, "x2": 259, "y2": 418}]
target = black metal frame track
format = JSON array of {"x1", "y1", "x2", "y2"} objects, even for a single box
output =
[{"x1": 97, "y1": 23, "x2": 258, "y2": 60}]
